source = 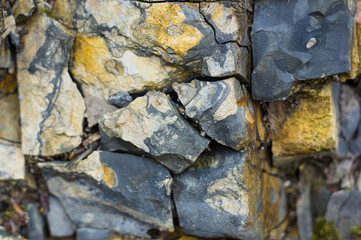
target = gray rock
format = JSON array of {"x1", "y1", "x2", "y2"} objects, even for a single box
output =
[
  {"x1": 76, "y1": 228, "x2": 112, "y2": 240},
  {"x1": 39, "y1": 151, "x2": 173, "y2": 237},
  {"x1": 172, "y1": 145, "x2": 263, "y2": 239},
  {"x1": 326, "y1": 190, "x2": 361, "y2": 240},
  {"x1": 46, "y1": 196, "x2": 76, "y2": 238},
  {"x1": 99, "y1": 127, "x2": 140, "y2": 153},
  {"x1": 339, "y1": 85, "x2": 360, "y2": 142},
  {"x1": 108, "y1": 92, "x2": 132, "y2": 108},
  {"x1": 26, "y1": 204, "x2": 45, "y2": 240},
  {"x1": 0, "y1": 229, "x2": 25, "y2": 240},
  {"x1": 99, "y1": 91, "x2": 210, "y2": 173},
  {"x1": 252, "y1": 0, "x2": 355, "y2": 101},
  {"x1": 173, "y1": 78, "x2": 256, "y2": 151},
  {"x1": 297, "y1": 186, "x2": 312, "y2": 240}
]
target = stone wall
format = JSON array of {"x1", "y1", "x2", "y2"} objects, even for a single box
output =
[{"x1": 0, "y1": 0, "x2": 361, "y2": 239}]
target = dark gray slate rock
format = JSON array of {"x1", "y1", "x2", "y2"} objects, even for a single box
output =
[
  {"x1": 76, "y1": 228, "x2": 112, "y2": 240},
  {"x1": 252, "y1": 0, "x2": 355, "y2": 101},
  {"x1": 173, "y1": 78, "x2": 256, "y2": 151},
  {"x1": 39, "y1": 151, "x2": 173, "y2": 238},
  {"x1": 99, "y1": 127, "x2": 140, "y2": 153},
  {"x1": 26, "y1": 204, "x2": 45, "y2": 240},
  {"x1": 108, "y1": 92, "x2": 132, "y2": 108},
  {"x1": 339, "y1": 85, "x2": 360, "y2": 142},
  {"x1": 173, "y1": 145, "x2": 263, "y2": 239},
  {"x1": 46, "y1": 196, "x2": 76, "y2": 237},
  {"x1": 99, "y1": 91, "x2": 210, "y2": 173},
  {"x1": 296, "y1": 186, "x2": 312, "y2": 240},
  {"x1": 326, "y1": 190, "x2": 361, "y2": 240}
]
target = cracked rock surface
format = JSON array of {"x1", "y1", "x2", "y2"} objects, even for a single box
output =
[
  {"x1": 252, "y1": 0, "x2": 356, "y2": 101},
  {"x1": 100, "y1": 90, "x2": 210, "y2": 173},
  {"x1": 173, "y1": 78, "x2": 256, "y2": 151}
]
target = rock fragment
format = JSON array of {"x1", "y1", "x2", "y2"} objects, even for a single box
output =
[
  {"x1": 252, "y1": 0, "x2": 356, "y2": 100},
  {"x1": 26, "y1": 204, "x2": 45, "y2": 240},
  {"x1": 172, "y1": 145, "x2": 264, "y2": 239},
  {"x1": 326, "y1": 190, "x2": 361, "y2": 240},
  {"x1": 269, "y1": 83, "x2": 338, "y2": 165},
  {"x1": 100, "y1": 91, "x2": 210, "y2": 173},
  {"x1": 39, "y1": 151, "x2": 173, "y2": 237},
  {"x1": 17, "y1": 14, "x2": 85, "y2": 156},
  {"x1": 173, "y1": 78, "x2": 256, "y2": 151},
  {"x1": 0, "y1": 93, "x2": 21, "y2": 143}
]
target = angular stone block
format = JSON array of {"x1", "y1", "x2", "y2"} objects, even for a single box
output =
[
  {"x1": 39, "y1": 151, "x2": 173, "y2": 237},
  {"x1": 172, "y1": 145, "x2": 263, "y2": 239},
  {"x1": 17, "y1": 13, "x2": 85, "y2": 155},
  {"x1": 0, "y1": 144, "x2": 25, "y2": 180},
  {"x1": 99, "y1": 91, "x2": 210, "y2": 173},
  {"x1": 252, "y1": 0, "x2": 355, "y2": 100},
  {"x1": 269, "y1": 83, "x2": 338, "y2": 165},
  {"x1": 173, "y1": 78, "x2": 256, "y2": 151}
]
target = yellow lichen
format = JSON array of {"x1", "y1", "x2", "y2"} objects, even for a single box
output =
[
  {"x1": 101, "y1": 163, "x2": 116, "y2": 188},
  {"x1": 145, "y1": 3, "x2": 203, "y2": 57},
  {"x1": 0, "y1": 72, "x2": 17, "y2": 94}
]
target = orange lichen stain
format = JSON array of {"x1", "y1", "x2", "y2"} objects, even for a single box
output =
[
  {"x1": 0, "y1": 73, "x2": 17, "y2": 94},
  {"x1": 101, "y1": 164, "x2": 116, "y2": 188},
  {"x1": 145, "y1": 3, "x2": 203, "y2": 57},
  {"x1": 72, "y1": 34, "x2": 112, "y2": 86},
  {"x1": 236, "y1": 96, "x2": 248, "y2": 108}
]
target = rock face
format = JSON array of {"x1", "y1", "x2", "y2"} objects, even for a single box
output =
[
  {"x1": 0, "y1": 93, "x2": 21, "y2": 144},
  {"x1": 49, "y1": 0, "x2": 249, "y2": 120},
  {"x1": 173, "y1": 78, "x2": 256, "y2": 151},
  {"x1": 0, "y1": 144, "x2": 25, "y2": 180},
  {"x1": 39, "y1": 151, "x2": 173, "y2": 237},
  {"x1": 269, "y1": 83, "x2": 338, "y2": 165},
  {"x1": 326, "y1": 190, "x2": 361, "y2": 240},
  {"x1": 172, "y1": 145, "x2": 263, "y2": 239},
  {"x1": 100, "y1": 91, "x2": 210, "y2": 173},
  {"x1": 47, "y1": 196, "x2": 76, "y2": 237},
  {"x1": 17, "y1": 13, "x2": 85, "y2": 156},
  {"x1": 252, "y1": 0, "x2": 355, "y2": 101}
]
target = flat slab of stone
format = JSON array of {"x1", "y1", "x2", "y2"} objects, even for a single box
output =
[
  {"x1": 0, "y1": 144, "x2": 25, "y2": 180},
  {"x1": 100, "y1": 91, "x2": 210, "y2": 173},
  {"x1": 269, "y1": 83, "x2": 338, "y2": 165},
  {"x1": 39, "y1": 151, "x2": 173, "y2": 237},
  {"x1": 173, "y1": 78, "x2": 256, "y2": 151},
  {"x1": 252, "y1": 0, "x2": 355, "y2": 101},
  {"x1": 0, "y1": 93, "x2": 21, "y2": 143},
  {"x1": 172, "y1": 145, "x2": 263, "y2": 239},
  {"x1": 47, "y1": 196, "x2": 75, "y2": 238},
  {"x1": 17, "y1": 13, "x2": 85, "y2": 155}
]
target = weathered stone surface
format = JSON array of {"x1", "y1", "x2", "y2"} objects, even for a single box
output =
[
  {"x1": 76, "y1": 228, "x2": 112, "y2": 240},
  {"x1": 339, "y1": 85, "x2": 360, "y2": 142},
  {"x1": 39, "y1": 151, "x2": 173, "y2": 237},
  {"x1": 26, "y1": 204, "x2": 45, "y2": 240},
  {"x1": 0, "y1": 93, "x2": 20, "y2": 143},
  {"x1": 297, "y1": 186, "x2": 312, "y2": 240},
  {"x1": 173, "y1": 78, "x2": 256, "y2": 151},
  {"x1": 11, "y1": 0, "x2": 36, "y2": 21},
  {"x1": 200, "y1": 2, "x2": 249, "y2": 46},
  {"x1": 108, "y1": 92, "x2": 132, "y2": 108},
  {"x1": 269, "y1": 83, "x2": 337, "y2": 165},
  {"x1": 0, "y1": 72, "x2": 17, "y2": 96},
  {"x1": 47, "y1": 196, "x2": 76, "y2": 237},
  {"x1": 252, "y1": 0, "x2": 355, "y2": 101},
  {"x1": 100, "y1": 91, "x2": 210, "y2": 173},
  {"x1": 0, "y1": 229, "x2": 25, "y2": 240},
  {"x1": 51, "y1": 0, "x2": 249, "y2": 97},
  {"x1": 0, "y1": 144, "x2": 25, "y2": 180},
  {"x1": 17, "y1": 13, "x2": 85, "y2": 156},
  {"x1": 172, "y1": 145, "x2": 263, "y2": 239},
  {"x1": 326, "y1": 190, "x2": 361, "y2": 240}
]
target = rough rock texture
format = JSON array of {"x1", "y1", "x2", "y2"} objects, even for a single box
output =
[
  {"x1": 51, "y1": 0, "x2": 249, "y2": 95},
  {"x1": 0, "y1": 144, "x2": 25, "y2": 180},
  {"x1": 326, "y1": 190, "x2": 361, "y2": 240},
  {"x1": 12, "y1": 0, "x2": 36, "y2": 21},
  {"x1": 39, "y1": 151, "x2": 173, "y2": 237},
  {"x1": 47, "y1": 196, "x2": 76, "y2": 237},
  {"x1": 0, "y1": 93, "x2": 21, "y2": 143},
  {"x1": 172, "y1": 145, "x2": 263, "y2": 239},
  {"x1": 269, "y1": 83, "x2": 338, "y2": 165},
  {"x1": 17, "y1": 13, "x2": 85, "y2": 156},
  {"x1": 252, "y1": 0, "x2": 355, "y2": 101},
  {"x1": 76, "y1": 228, "x2": 112, "y2": 240},
  {"x1": 100, "y1": 91, "x2": 210, "y2": 173},
  {"x1": 173, "y1": 78, "x2": 256, "y2": 151}
]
